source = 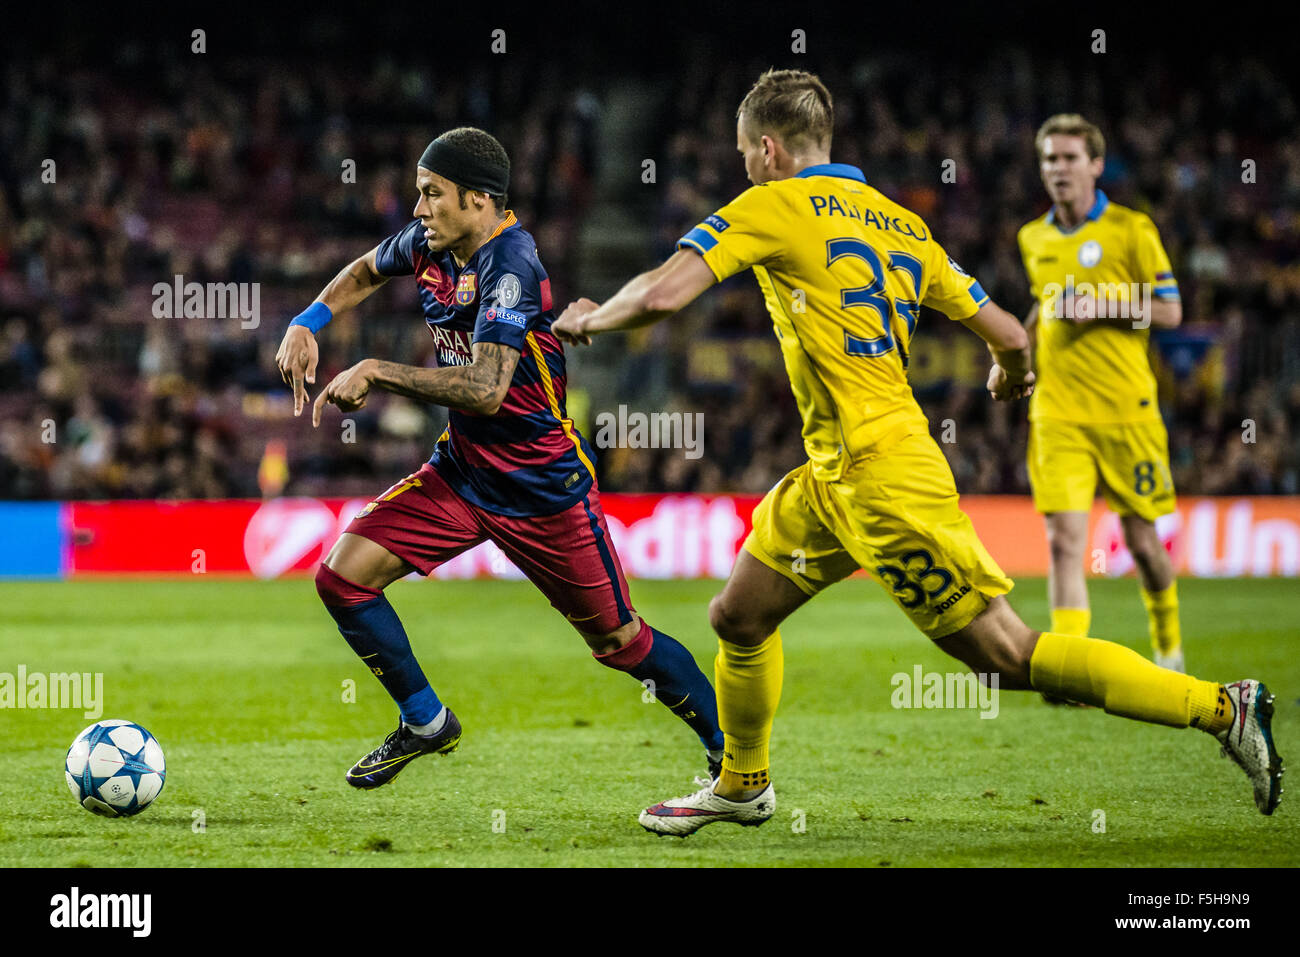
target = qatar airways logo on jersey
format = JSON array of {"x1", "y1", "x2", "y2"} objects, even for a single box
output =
[{"x1": 427, "y1": 325, "x2": 473, "y2": 366}]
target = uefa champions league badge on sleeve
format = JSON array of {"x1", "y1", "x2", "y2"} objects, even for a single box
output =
[
  {"x1": 456, "y1": 271, "x2": 477, "y2": 306},
  {"x1": 495, "y1": 273, "x2": 522, "y2": 308}
]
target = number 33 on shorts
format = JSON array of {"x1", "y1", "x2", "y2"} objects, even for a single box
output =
[
  {"x1": 875, "y1": 550, "x2": 954, "y2": 609},
  {"x1": 871, "y1": 541, "x2": 998, "y2": 637}
]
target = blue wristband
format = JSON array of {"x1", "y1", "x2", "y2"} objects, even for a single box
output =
[{"x1": 288, "y1": 301, "x2": 332, "y2": 334}]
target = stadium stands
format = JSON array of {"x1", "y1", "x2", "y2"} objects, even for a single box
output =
[{"x1": 2, "y1": 41, "x2": 1297, "y2": 500}]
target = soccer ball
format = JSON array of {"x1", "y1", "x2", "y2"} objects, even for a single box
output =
[{"x1": 65, "y1": 720, "x2": 166, "y2": 817}]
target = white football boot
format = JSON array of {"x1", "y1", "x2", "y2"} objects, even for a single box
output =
[
  {"x1": 639, "y1": 776, "x2": 776, "y2": 836},
  {"x1": 1216, "y1": 680, "x2": 1284, "y2": 815},
  {"x1": 1155, "y1": 648, "x2": 1185, "y2": 673}
]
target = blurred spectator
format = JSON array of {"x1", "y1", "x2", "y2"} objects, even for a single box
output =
[{"x1": 1, "y1": 35, "x2": 1297, "y2": 500}]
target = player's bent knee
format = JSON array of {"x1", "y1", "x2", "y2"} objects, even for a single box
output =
[
  {"x1": 1046, "y1": 529, "x2": 1085, "y2": 566},
  {"x1": 1122, "y1": 524, "x2": 1161, "y2": 567},
  {"x1": 708, "y1": 594, "x2": 768, "y2": 647},
  {"x1": 321, "y1": 532, "x2": 411, "y2": 591},
  {"x1": 1044, "y1": 515, "x2": 1087, "y2": 560},
  {"x1": 584, "y1": 618, "x2": 642, "y2": 655},
  {"x1": 315, "y1": 562, "x2": 382, "y2": 607}
]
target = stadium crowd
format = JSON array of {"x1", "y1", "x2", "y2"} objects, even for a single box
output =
[{"x1": 2, "y1": 40, "x2": 1298, "y2": 501}]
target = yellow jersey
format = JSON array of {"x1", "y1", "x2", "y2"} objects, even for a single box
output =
[
  {"x1": 678, "y1": 163, "x2": 989, "y2": 481},
  {"x1": 1017, "y1": 190, "x2": 1180, "y2": 424}
]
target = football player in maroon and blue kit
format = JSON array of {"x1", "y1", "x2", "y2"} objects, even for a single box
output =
[{"x1": 275, "y1": 128, "x2": 725, "y2": 791}]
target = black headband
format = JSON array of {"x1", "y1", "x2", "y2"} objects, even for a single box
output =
[{"x1": 418, "y1": 137, "x2": 509, "y2": 197}]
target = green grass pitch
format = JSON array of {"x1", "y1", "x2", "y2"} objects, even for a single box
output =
[{"x1": 0, "y1": 576, "x2": 1296, "y2": 867}]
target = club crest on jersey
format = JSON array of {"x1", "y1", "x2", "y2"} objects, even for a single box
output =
[
  {"x1": 456, "y1": 271, "x2": 477, "y2": 306},
  {"x1": 1078, "y1": 240, "x2": 1103, "y2": 267}
]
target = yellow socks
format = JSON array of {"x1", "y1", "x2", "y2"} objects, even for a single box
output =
[
  {"x1": 1030, "y1": 632, "x2": 1231, "y2": 733},
  {"x1": 1141, "y1": 582, "x2": 1182, "y2": 655},
  {"x1": 715, "y1": 629, "x2": 783, "y2": 795},
  {"x1": 1050, "y1": 607, "x2": 1091, "y2": 636},
  {"x1": 1188, "y1": 682, "x2": 1233, "y2": 733}
]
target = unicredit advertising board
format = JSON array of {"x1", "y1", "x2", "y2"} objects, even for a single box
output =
[{"x1": 1, "y1": 496, "x2": 1299, "y2": 580}]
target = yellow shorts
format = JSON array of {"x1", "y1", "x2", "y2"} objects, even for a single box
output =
[
  {"x1": 1028, "y1": 417, "x2": 1176, "y2": 522},
  {"x1": 743, "y1": 432, "x2": 1013, "y2": 639}
]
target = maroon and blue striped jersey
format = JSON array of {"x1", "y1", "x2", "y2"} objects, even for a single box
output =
[{"x1": 373, "y1": 213, "x2": 596, "y2": 517}]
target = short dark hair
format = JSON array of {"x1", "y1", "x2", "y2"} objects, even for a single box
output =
[{"x1": 439, "y1": 127, "x2": 510, "y2": 212}]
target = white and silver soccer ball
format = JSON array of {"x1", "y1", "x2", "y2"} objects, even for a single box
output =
[{"x1": 64, "y1": 720, "x2": 166, "y2": 817}]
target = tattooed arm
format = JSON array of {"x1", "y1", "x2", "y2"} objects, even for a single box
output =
[
  {"x1": 311, "y1": 341, "x2": 520, "y2": 426},
  {"x1": 369, "y1": 342, "x2": 520, "y2": 414}
]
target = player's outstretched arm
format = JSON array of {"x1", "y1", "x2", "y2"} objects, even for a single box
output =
[
  {"x1": 959, "y1": 300, "x2": 1035, "y2": 401},
  {"x1": 276, "y1": 246, "x2": 391, "y2": 416},
  {"x1": 311, "y1": 341, "x2": 520, "y2": 426},
  {"x1": 552, "y1": 249, "x2": 717, "y2": 345}
]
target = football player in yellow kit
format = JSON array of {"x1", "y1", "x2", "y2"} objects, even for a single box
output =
[
  {"x1": 552, "y1": 71, "x2": 1282, "y2": 832},
  {"x1": 1018, "y1": 114, "x2": 1184, "y2": 675}
]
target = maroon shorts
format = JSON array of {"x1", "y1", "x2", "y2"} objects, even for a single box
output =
[{"x1": 345, "y1": 464, "x2": 635, "y2": 635}]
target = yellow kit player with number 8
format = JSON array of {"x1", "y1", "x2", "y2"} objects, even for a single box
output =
[
  {"x1": 1018, "y1": 114, "x2": 1184, "y2": 674},
  {"x1": 552, "y1": 72, "x2": 1283, "y2": 831}
]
